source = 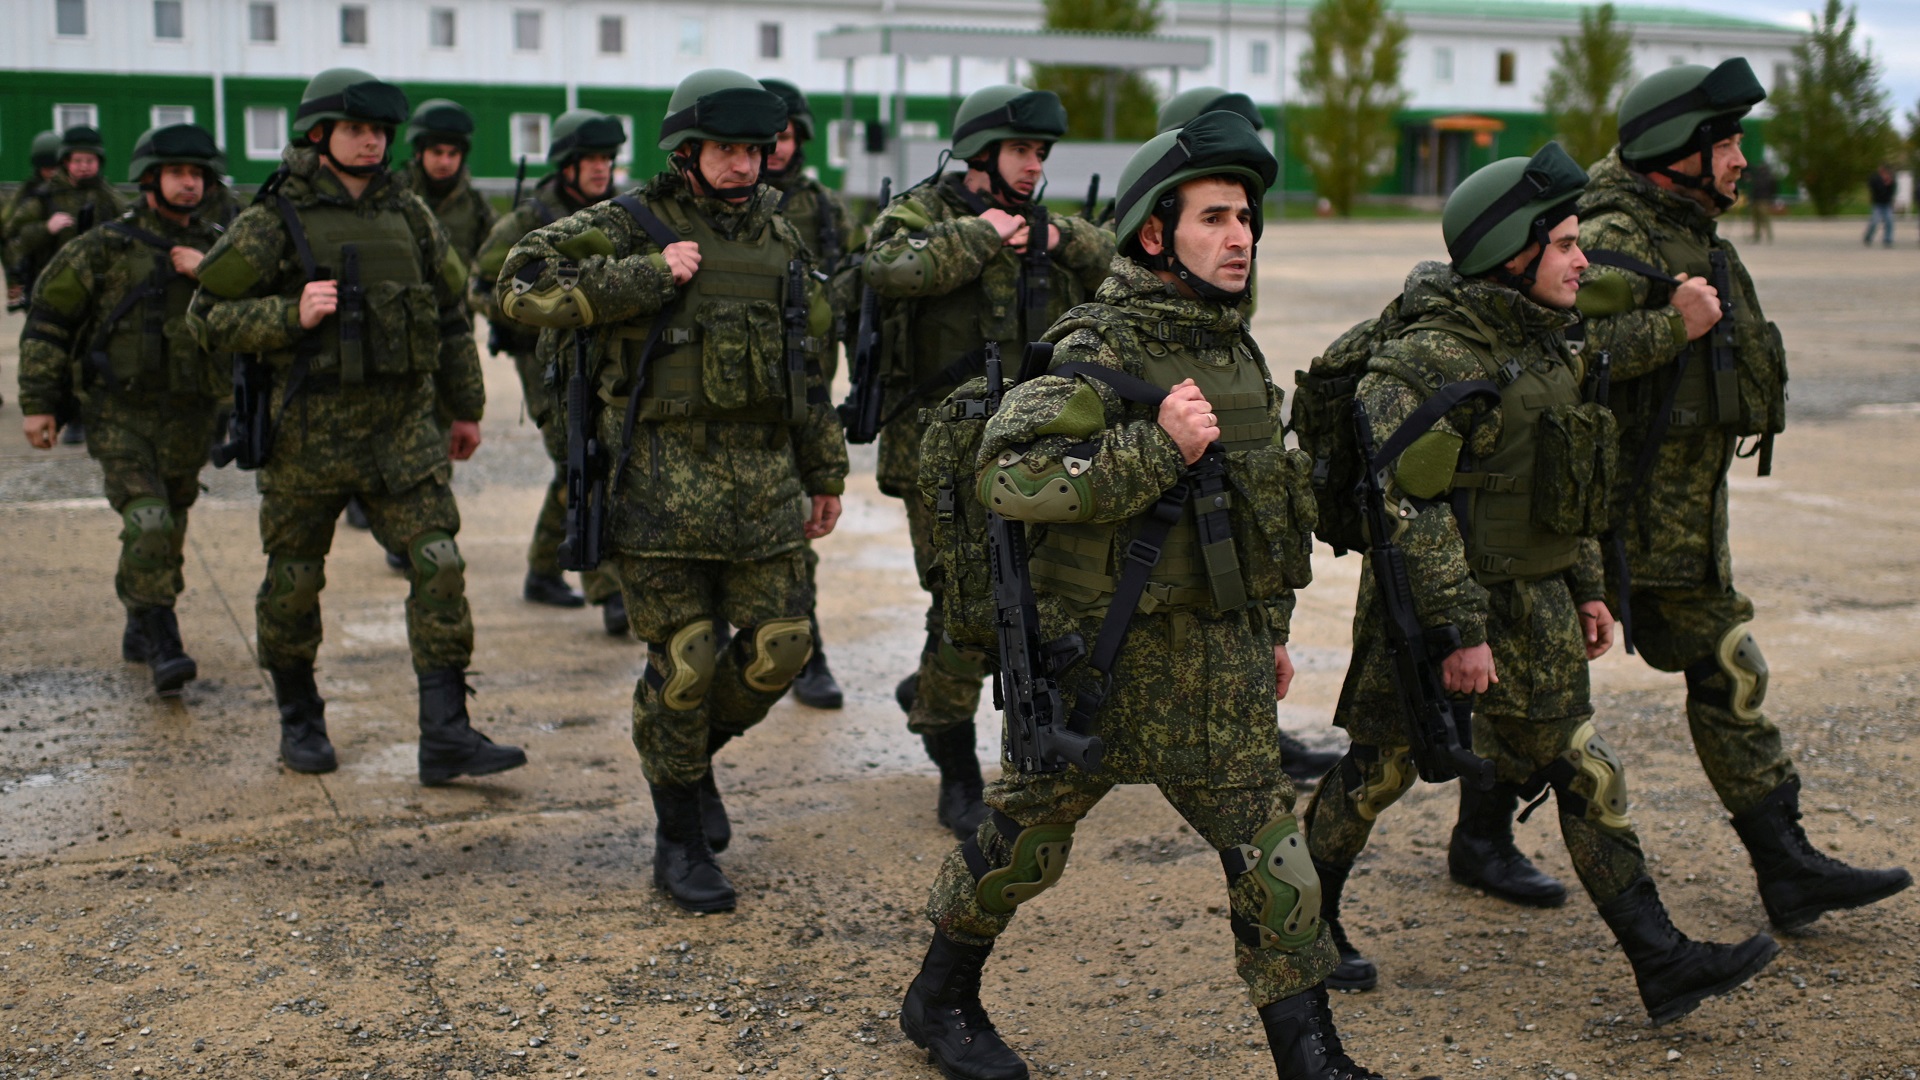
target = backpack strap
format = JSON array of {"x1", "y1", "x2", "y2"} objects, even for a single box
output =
[
  {"x1": 606, "y1": 193, "x2": 691, "y2": 494},
  {"x1": 1368, "y1": 378, "x2": 1502, "y2": 475},
  {"x1": 1585, "y1": 249, "x2": 1682, "y2": 287}
]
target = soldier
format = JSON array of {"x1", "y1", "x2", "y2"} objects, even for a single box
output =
[
  {"x1": 496, "y1": 69, "x2": 847, "y2": 913},
  {"x1": 402, "y1": 99, "x2": 497, "y2": 269},
  {"x1": 4, "y1": 130, "x2": 63, "y2": 309},
  {"x1": 863, "y1": 85, "x2": 1115, "y2": 839},
  {"x1": 16, "y1": 123, "x2": 228, "y2": 694},
  {"x1": 1302, "y1": 145, "x2": 1782, "y2": 1026},
  {"x1": 187, "y1": 67, "x2": 526, "y2": 786},
  {"x1": 1456, "y1": 59, "x2": 1911, "y2": 926},
  {"x1": 901, "y1": 112, "x2": 1393, "y2": 1080},
  {"x1": 470, "y1": 108, "x2": 630, "y2": 618}
]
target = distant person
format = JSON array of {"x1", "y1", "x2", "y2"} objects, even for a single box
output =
[
  {"x1": 1865, "y1": 163, "x2": 1894, "y2": 247},
  {"x1": 1745, "y1": 159, "x2": 1775, "y2": 243}
]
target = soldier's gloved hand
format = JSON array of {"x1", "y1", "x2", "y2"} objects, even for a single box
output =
[
  {"x1": 1671, "y1": 273, "x2": 1722, "y2": 341},
  {"x1": 299, "y1": 280, "x2": 339, "y2": 330},
  {"x1": 22, "y1": 415, "x2": 57, "y2": 450},
  {"x1": 46, "y1": 212, "x2": 77, "y2": 234},
  {"x1": 1157, "y1": 379, "x2": 1220, "y2": 465},
  {"x1": 1578, "y1": 600, "x2": 1615, "y2": 660},
  {"x1": 1273, "y1": 645, "x2": 1295, "y2": 701},
  {"x1": 979, "y1": 209, "x2": 1025, "y2": 245},
  {"x1": 170, "y1": 246, "x2": 206, "y2": 280},
  {"x1": 804, "y1": 494, "x2": 841, "y2": 539},
  {"x1": 1441, "y1": 642, "x2": 1498, "y2": 695},
  {"x1": 662, "y1": 241, "x2": 702, "y2": 285},
  {"x1": 448, "y1": 421, "x2": 482, "y2": 462}
]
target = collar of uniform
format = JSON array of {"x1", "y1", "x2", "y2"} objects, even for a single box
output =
[
  {"x1": 405, "y1": 160, "x2": 470, "y2": 203},
  {"x1": 282, "y1": 143, "x2": 395, "y2": 207},
  {"x1": 1095, "y1": 254, "x2": 1246, "y2": 338},
  {"x1": 652, "y1": 169, "x2": 776, "y2": 238},
  {"x1": 1400, "y1": 260, "x2": 1575, "y2": 346},
  {"x1": 131, "y1": 201, "x2": 205, "y2": 241},
  {"x1": 1586, "y1": 149, "x2": 1718, "y2": 237}
]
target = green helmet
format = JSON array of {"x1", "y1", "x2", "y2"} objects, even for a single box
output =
[
  {"x1": 406, "y1": 98, "x2": 476, "y2": 151},
  {"x1": 760, "y1": 79, "x2": 813, "y2": 142},
  {"x1": 658, "y1": 69, "x2": 787, "y2": 153},
  {"x1": 293, "y1": 67, "x2": 410, "y2": 135},
  {"x1": 950, "y1": 85, "x2": 1068, "y2": 160},
  {"x1": 1442, "y1": 142, "x2": 1588, "y2": 276},
  {"x1": 549, "y1": 109, "x2": 628, "y2": 166},
  {"x1": 1156, "y1": 87, "x2": 1264, "y2": 134},
  {"x1": 128, "y1": 123, "x2": 222, "y2": 184},
  {"x1": 1113, "y1": 109, "x2": 1278, "y2": 251},
  {"x1": 1617, "y1": 58, "x2": 1764, "y2": 166},
  {"x1": 59, "y1": 125, "x2": 107, "y2": 165},
  {"x1": 29, "y1": 130, "x2": 63, "y2": 170}
]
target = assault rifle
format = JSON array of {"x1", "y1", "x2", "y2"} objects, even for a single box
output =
[
  {"x1": 556, "y1": 330, "x2": 606, "y2": 571},
  {"x1": 836, "y1": 176, "x2": 890, "y2": 444},
  {"x1": 1706, "y1": 249, "x2": 1771, "y2": 475},
  {"x1": 511, "y1": 155, "x2": 527, "y2": 208},
  {"x1": 210, "y1": 355, "x2": 275, "y2": 470},
  {"x1": 983, "y1": 342, "x2": 1103, "y2": 774},
  {"x1": 335, "y1": 244, "x2": 366, "y2": 383},
  {"x1": 1019, "y1": 202, "x2": 1052, "y2": 346},
  {"x1": 1352, "y1": 395, "x2": 1496, "y2": 789},
  {"x1": 783, "y1": 257, "x2": 811, "y2": 423},
  {"x1": 1083, "y1": 173, "x2": 1101, "y2": 221}
]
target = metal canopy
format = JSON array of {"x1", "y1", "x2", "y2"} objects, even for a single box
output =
[{"x1": 818, "y1": 24, "x2": 1213, "y2": 70}]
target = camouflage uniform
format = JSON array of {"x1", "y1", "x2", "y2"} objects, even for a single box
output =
[
  {"x1": 865, "y1": 171, "x2": 1114, "y2": 734},
  {"x1": 3, "y1": 169, "x2": 125, "y2": 294},
  {"x1": 765, "y1": 169, "x2": 863, "y2": 378},
  {"x1": 402, "y1": 160, "x2": 496, "y2": 269}
]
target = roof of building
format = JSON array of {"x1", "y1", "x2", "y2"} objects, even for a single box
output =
[{"x1": 1197, "y1": 0, "x2": 1799, "y2": 35}]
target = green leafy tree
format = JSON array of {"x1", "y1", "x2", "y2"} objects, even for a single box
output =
[
  {"x1": 1767, "y1": 0, "x2": 1894, "y2": 214},
  {"x1": 1293, "y1": 0, "x2": 1409, "y2": 216},
  {"x1": 1031, "y1": 0, "x2": 1164, "y2": 141},
  {"x1": 1539, "y1": 3, "x2": 1636, "y2": 169}
]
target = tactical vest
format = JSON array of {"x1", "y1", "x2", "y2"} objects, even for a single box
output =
[
  {"x1": 778, "y1": 182, "x2": 842, "y2": 274},
  {"x1": 1633, "y1": 229, "x2": 1785, "y2": 438},
  {"x1": 92, "y1": 220, "x2": 221, "y2": 397},
  {"x1": 278, "y1": 199, "x2": 439, "y2": 381},
  {"x1": 603, "y1": 195, "x2": 801, "y2": 425},
  {"x1": 429, "y1": 182, "x2": 487, "y2": 265},
  {"x1": 1029, "y1": 324, "x2": 1279, "y2": 617}
]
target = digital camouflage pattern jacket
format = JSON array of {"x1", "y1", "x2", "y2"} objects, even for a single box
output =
[
  {"x1": 4, "y1": 171, "x2": 126, "y2": 281},
  {"x1": 470, "y1": 179, "x2": 593, "y2": 357},
  {"x1": 402, "y1": 160, "x2": 498, "y2": 268}
]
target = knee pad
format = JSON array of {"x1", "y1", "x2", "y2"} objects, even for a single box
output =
[
  {"x1": 741, "y1": 616, "x2": 813, "y2": 692},
  {"x1": 409, "y1": 531, "x2": 466, "y2": 609},
  {"x1": 1714, "y1": 623, "x2": 1768, "y2": 721},
  {"x1": 966, "y1": 811, "x2": 1076, "y2": 916},
  {"x1": 1344, "y1": 744, "x2": 1418, "y2": 822},
  {"x1": 647, "y1": 620, "x2": 719, "y2": 711},
  {"x1": 1221, "y1": 814, "x2": 1323, "y2": 951},
  {"x1": 264, "y1": 557, "x2": 325, "y2": 618},
  {"x1": 121, "y1": 498, "x2": 175, "y2": 569},
  {"x1": 1544, "y1": 719, "x2": 1632, "y2": 831}
]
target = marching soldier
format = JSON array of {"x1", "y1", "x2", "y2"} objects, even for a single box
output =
[
  {"x1": 402, "y1": 98, "x2": 497, "y2": 269},
  {"x1": 496, "y1": 70, "x2": 847, "y2": 913},
  {"x1": 187, "y1": 68, "x2": 526, "y2": 785},
  {"x1": 4, "y1": 130, "x2": 64, "y2": 310}
]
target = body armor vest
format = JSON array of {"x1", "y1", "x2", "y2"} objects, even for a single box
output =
[
  {"x1": 278, "y1": 199, "x2": 438, "y2": 380},
  {"x1": 95, "y1": 219, "x2": 221, "y2": 397},
  {"x1": 778, "y1": 182, "x2": 842, "y2": 274},
  {"x1": 1634, "y1": 228, "x2": 1783, "y2": 437},
  {"x1": 428, "y1": 183, "x2": 487, "y2": 265}
]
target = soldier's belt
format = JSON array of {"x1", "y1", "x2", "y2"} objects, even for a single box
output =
[{"x1": 1470, "y1": 549, "x2": 1578, "y2": 580}]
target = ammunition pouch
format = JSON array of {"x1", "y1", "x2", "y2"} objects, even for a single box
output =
[{"x1": 1530, "y1": 401, "x2": 1617, "y2": 537}]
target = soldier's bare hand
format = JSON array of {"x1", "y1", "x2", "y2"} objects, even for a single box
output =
[
  {"x1": 1157, "y1": 379, "x2": 1219, "y2": 465},
  {"x1": 662, "y1": 241, "x2": 701, "y2": 285},
  {"x1": 804, "y1": 494, "x2": 841, "y2": 539},
  {"x1": 46, "y1": 212, "x2": 77, "y2": 234},
  {"x1": 22, "y1": 415, "x2": 57, "y2": 450},
  {"x1": 1441, "y1": 642, "x2": 1498, "y2": 694},
  {"x1": 1274, "y1": 644, "x2": 1296, "y2": 701},
  {"x1": 1578, "y1": 600, "x2": 1615, "y2": 660},
  {"x1": 170, "y1": 246, "x2": 205, "y2": 279},
  {"x1": 298, "y1": 281, "x2": 338, "y2": 329},
  {"x1": 448, "y1": 421, "x2": 482, "y2": 461},
  {"x1": 1671, "y1": 273, "x2": 1722, "y2": 341},
  {"x1": 980, "y1": 209, "x2": 1025, "y2": 244}
]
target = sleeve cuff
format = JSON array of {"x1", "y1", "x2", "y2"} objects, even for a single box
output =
[{"x1": 1663, "y1": 307, "x2": 1689, "y2": 350}]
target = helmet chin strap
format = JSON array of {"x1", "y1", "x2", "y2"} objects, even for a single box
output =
[
  {"x1": 316, "y1": 121, "x2": 389, "y2": 177},
  {"x1": 140, "y1": 176, "x2": 202, "y2": 217},
  {"x1": 1640, "y1": 125, "x2": 1737, "y2": 212},
  {"x1": 1141, "y1": 202, "x2": 1248, "y2": 305},
  {"x1": 968, "y1": 145, "x2": 1033, "y2": 206},
  {"x1": 676, "y1": 143, "x2": 764, "y2": 202}
]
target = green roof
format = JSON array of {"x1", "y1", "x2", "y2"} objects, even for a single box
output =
[{"x1": 1193, "y1": 0, "x2": 1800, "y2": 35}]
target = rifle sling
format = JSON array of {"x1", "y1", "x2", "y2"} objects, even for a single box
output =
[{"x1": 607, "y1": 194, "x2": 690, "y2": 493}]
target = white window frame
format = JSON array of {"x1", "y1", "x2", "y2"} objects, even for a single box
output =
[
  {"x1": 54, "y1": 103, "x2": 99, "y2": 133},
  {"x1": 758, "y1": 22, "x2": 782, "y2": 60},
  {"x1": 1249, "y1": 40, "x2": 1270, "y2": 77},
  {"x1": 245, "y1": 105, "x2": 287, "y2": 161},
  {"x1": 598, "y1": 14, "x2": 623, "y2": 55},
  {"x1": 151, "y1": 105, "x2": 195, "y2": 128},
  {"x1": 247, "y1": 1, "x2": 277, "y2": 43},
  {"x1": 153, "y1": 0, "x2": 185, "y2": 41},
  {"x1": 678, "y1": 18, "x2": 705, "y2": 58},
  {"x1": 509, "y1": 113, "x2": 550, "y2": 161},
  {"x1": 429, "y1": 7, "x2": 455, "y2": 49},
  {"x1": 513, "y1": 9, "x2": 542, "y2": 52},
  {"x1": 1434, "y1": 46, "x2": 1454, "y2": 84},
  {"x1": 55, "y1": 0, "x2": 89, "y2": 39},
  {"x1": 340, "y1": 3, "x2": 369, "y2": 47}
]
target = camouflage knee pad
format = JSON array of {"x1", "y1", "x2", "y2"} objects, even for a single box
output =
[
  {"x1": 741, "y1": 616, "x2": 813, "y2": 692},
  {"x1": 1686, "y1": 623, "x2": 1768, "y2": 721},
  {"x1": 965, "y1": 811, "x2": 1076, "y2": 917},
  {"x1": 1528, "y1": 719, "x2": 1632, "y2": 832},
  {"x1": 1343, "y1": 744, "x2": 1417, "y2": 822},
  {"x1": 646, "y1": 620, "x2": 719, "y2": 711},
  {"x1": 1221, "y1": 815, "x2": 1323, "y2": 951},
  {"x1": 264, "y1": 557, "x2": 325, "y2": 618},
  {"x1": 120, "y1": 498, "x2": 175, "y2": 570},
  {"x1": 409, "y1": 531, "x2": 466, "y2": 610}
]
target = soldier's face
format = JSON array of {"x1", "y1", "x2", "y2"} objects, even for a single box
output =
[
  {"x1": 420, "y1": 143, "x2": 464, "y2": 181},
  {"x1": 37, "y1": 166, "x2": 58, "y2": 180},
  {"x1": 319, "y1": 121, "x2": 391, "y2": 168},
  {"x1": 566, "y1": 153, "x2": 615, "y2": 199},
  {"x1": 65, "y1": 153, "x2": 101, "y2": 181},
  {"x1": 1509, "y1": 215, "x2": 1587, "y2": 310},
  {"x1": 695, "y1": 141, "x2": 764, "y2": 201},
  {"x1": 996, "y1": 140, "x2": 1050, "y2": 198},
  {"x1": 767, "y1": 123, "x2": 799, "y2": 173},
  {"x1": 1154, "y1": 177, "x2": 1255, "y2": 292},
  {"x1": 154, "y1": 163, "x2": 205, "y2": 209},
  {"x1": 1663, "y1": 133, "x2": 1746, "y2": 209}
]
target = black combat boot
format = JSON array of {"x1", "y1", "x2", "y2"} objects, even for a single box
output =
[
  {"x1": 601, "y1": 592, "x2": 629, "y2": 636},
  {"x1": 899, "y1": 931, "x2": 1028, "y2": 1080},
  {"x1": 416, "y1": 669, "x2": 528, "y2": 785},
  {"x1": 343, "y1": 496, "x2": 372, "y2": 530},
  {"x1": 701, "y1": 730, "x2": 735, "y2": 852},
  {"x1": 896, "y1": 674, "x2": 920, "y2": 714},
  {"x1": 923, "y1": 724, "x2": 990, "y2": 840},
  {"x1": 1729, "y1": 778, "x2": 1911, "y2": 930},
  {"x1": 1448, "y1": 781, "x2": 1568, "y2": 907},
  {"x1": 650, "y1": 782, "x2": 737, "y2": 912},
  {"x1": 271, "y1": 665, "x2": 336, "y2": 774},
  {"x1": 1313, "y1": 859, "x2": 1377, "y2": 992},
  {"x1": 122, "y1": 611, "x2": 148, "y2": 663},
  {"x1": 139, "y1": 606, "x2": 198, "y2": 695},
  {"x1": 1278, "y1": 729, "x2": 1343, "y2": 783},
  {"x1": 789, "y1": 613, "x2": 843, "y2": 709},
  {"x1": 59, "y1": 420, "x2": 86, "y2": 446},
  {"x1": 1597, "y1": 875, "x2": 1780, "y2": 1026},
  {"x1": 1259, "y1": 983, "x2": 1410, "y2": 1080},
  {"x1": 384, "y1": 549, "x2": 409, "y2": 572},
  {"x1": 523, "y1": 571, "x2": 586, "y2": 608}
]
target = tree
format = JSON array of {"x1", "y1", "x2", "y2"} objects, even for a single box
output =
[
  {"x1": 1539, "y1": 3, "x2": 1636, "y2": 170},
  {"x1": 1031, "y1": 0, "x2": 1164, "y2": 142},
  {"x1": 1767, "y1": 0, "x2": 1894, "y2": 215},
  {"x1": 1293, "y1": 0, "x2": 1409, "y2": 216}
]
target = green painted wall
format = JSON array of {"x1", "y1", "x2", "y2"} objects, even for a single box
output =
[{"x1": 1, "y1": 71, "x2": 214, "y2": 183}]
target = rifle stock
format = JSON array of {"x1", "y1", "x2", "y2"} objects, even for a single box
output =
[{"x1": 836, "y1": 176, "x2": 890, "y2": 444}]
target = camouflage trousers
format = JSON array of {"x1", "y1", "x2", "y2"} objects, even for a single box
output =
[
  {"x1": 1619, "y1": 582, "x2": 1794, "y2": 816},
  {"x1": 514, "y1": 351, "x2": 618, "y2": 603},
  {"x1": 617, "y1": 550, "x2": 812, "y2": 788},
  {"x1": 255, "y1": 475, "x2": 472, "y2": 674},
  {"x1": 925, "y1": 604, "x2": 1338, "y2": 1008},
  {"x1": 901, "y1": 489, "x2": 987, "y2": 734},
  {"x1": 84, "y1": 393, "x2": 221, "y2": 612}
]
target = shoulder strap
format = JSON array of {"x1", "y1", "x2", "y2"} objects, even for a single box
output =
[
  {"x1": 272, "y1": 194, "x2": 320, "y2": 282},
  {"x1": 1052, "y1": 359, "x2": 1169, "y2": 407},
  {"x1": 611, "y1": 193, "x2": 680, "y2": 250},
  {"x1": 606, "y1": 193, "x2": 688, "y2": 496},
  {"x1": 1369, "y1": 379, "x2": 1502, "y2": 473},
  {"x1": 1585, "y1": 248, "x2": 1682, "y2": 287},
  {"x1": 104, "y1": 221, "x2": 177, "y2": 253}
]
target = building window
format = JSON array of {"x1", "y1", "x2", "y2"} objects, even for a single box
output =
[
  {"x1": 1434, "y1": 46, "x2": 1454, "y2": 83},
  {"x1": 248, "y1": 2, "x2": 276, "y2": 42},
  {"x1": 246, "y1": 105, "x2": 286, "y2": 159},
  {"x1": 1497, "y1": 49, "x2": 1516, "y2": 85},
  {"x1": 510, "y1": 113, "x2": 549, "y2": 160},
  {"x1": 152, "y1": 105, "x2": 194, "y2": 127},
  {"x1": 758, "y1": 22, "x2": 782, "y2": 60},
  {"x1": 341, "y1": 4, "x2": 367, "y2": 46},
  {"x1": 54, "y1": 103, "x2": 99, "y2": 132},
  {"x1": 430, "y1": 7, "x2": 455, "y2": 48},
  {"x1": 679, "y1": 18, "x2": 705, "y2": 57},
  {"x1": 514, "y1": 10, "x2": 541, "y2": 51},
  {"x1": 1249, "y1": 41, "x2": 1270, "y2": 77},
  {"x1": 598, "y1": 15, "x2": 623, "y2": 55},
  {"x1": 1772, "y1": 62, "x2": 1791, "y2": 90},
  {"x1": 154, "y1": 0, "x2": 183, "y2": 39},
  {"x1": 56, "y1": 0, "x2": 87, "y2": 37}
]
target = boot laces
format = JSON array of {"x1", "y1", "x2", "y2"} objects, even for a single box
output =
[
  {"x1": 939, "y1": 951, "x2": 997, "y2": 1041},
  {"x1": 1781, "y1": 803, "x2": 1850, "y2": 870}
]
